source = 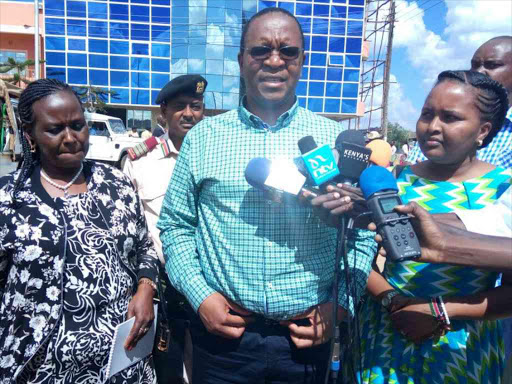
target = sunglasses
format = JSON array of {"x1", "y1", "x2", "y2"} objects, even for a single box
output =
[{"x1": 244, "y1": 45, "x2": 303, "y2": 61}]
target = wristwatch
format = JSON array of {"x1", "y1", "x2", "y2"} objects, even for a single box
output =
[{"x1": 381, "y1": 290, "x2": 399, "y2": 311}]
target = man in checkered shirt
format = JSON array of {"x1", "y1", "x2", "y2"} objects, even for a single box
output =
[
  {"x1": 407, "y1": 36, "x2": 512, "y2": 168},
  {"x1": 158, "y1": 7, "x2": 376, "y2": 383}
]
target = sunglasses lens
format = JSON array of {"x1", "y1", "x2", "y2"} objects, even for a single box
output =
[
  {"x1": 250, "y1": 46, "x2": 271, "y2": 58},
  {"x1": 280, "y1": 46, "x2": 300, "y2": 59}
]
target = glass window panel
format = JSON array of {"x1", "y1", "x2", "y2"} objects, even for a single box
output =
[
  {"x1": 173, "y1": 4, "x2": 189, "y2": 20},
  {"x1": 152, "y1": 6, "x2": 170, "y2": 24},
  {"x1": 151, "y1": 58, "x2": 170, "y2": 72},
  {"x1": 132, "y1": 43, "x2": 149, "y2": 55},
  {"x1": 89, "y1": 2, "x2": 107, "y2": 19},
  {"x1": 223, "y1": 93, "x2": 239, "y2": 110},
  {"x1": 89, "y1": 39, "x2": 108, "y2": 53},
  {"x1": 342, "y1": 99, "x2": 357, "y2": 114},
  {"x1": 47, "y1": 67, "x2": 66, "y2": 82},
  {"x1": 152, "y1": 26, "x2": 170, "y2": 42},
  {"x1": 308, "y1": 98, "x2": 323, "y2": 112},
  {"x1": 68, "y1": 39, "x2": 85, "y2": 51},
  {"x1": 224, "y1": 59, "x2": 239, "y2": 76},
  {"x1": 111, "y1": 88, "x2": 129, "y2": 104},
  {"x1": 298, "y1": 97, "x2": 306, "y2": 108},
  {"x1": 110, "y1": 22, "x2": 129, "y2": 40},
  {"x1": 132, "y1": 0, "x2": 149, "y2": 4},
  {"x1": 206, "y1": 44, "x2": 224, "y2": 60},
  {"x1": 296, "y1": 3, "x2": 311, "y2": 16},
  {"x1": 348, "y1": 6, "x2": 364, "y2": 19},
  {"x1": 313, "y1": 4, "x2": 329, "y2": 17},
  {"x1": 259, "y1": 1, "x2": 276, "y2": 9},
  {"x1": 277, "y1": 1, "x2": 294, "y2": 13},
  {"x1": 330, "y1": 20, "x2": 346, "y2": 36},
  {"x1": 46, "y1": 37, "x2": 65, "y2": 51},
  {"x1": 131, "y1": 5, "x2": 149, "y2": 22},
  {"x1": 301, "y1": 67, "x2": 309, "y2": 80},
  {"x1": 190, "y1": 4, "x2": 207, "y2": 24},
  {"x1": 111, "y1": 56, "x2": 129, "y2": 70},
  {"x1": 46, "y1": 18, "x2": 65, "y2": 36},
  {"x1": 66, "y1": 19, "x2": 85, "y2": 36},
  {"x1": 45, "y1": 0, "x2": 64, "y2": 16},
  {"x1": 329, "y1": 54, "x2": 344, "y2": 66},
  {"x1": 89, "y1": 21, "x2": 108, "y2": 38},
  {"x1": 152, "y1": 0, "x2": 170, "y2": 5},
  {"x1": 205, "y1": 74, "x2": 222, "y2": 92},
  {"x1": 310, "y1": 67, "x2": 325, "y2": 81},
  {"x1": 131, "y1": 24, "x2": 150, "y2": 41},
  {"x1": 312, "y1": 18, "x2": 328, "y2": 35},
  {"x1": 188, "y1": 59, "x2": 205, "y2": 73},
  {"x1": 66, "y1": 1, "x2": 85, "y2": 17},
  {"x1": 67, "y1": 53, "x2": 87, "y2": 67},
  {"x1": 67, "y1": 68, "x2": 86, "y2": 84},
  {"x1": 46, "y1": 52, "x2": 65, "y2": 66},
  {"x1": 110, "y1": 4, "x2": 129, "y2": 21},
  {"x1": 132, "y1": 72, "x2": 150, "y2": 88},
  {"x1": 223, "y1": 75, "x2": 240, "y2": 93},
  {"x1": 327, "y1": 67, "x2": 342, "y2": 81},
  {"x1": 350, "y1": 0, "x2": 365, "y2": 4},
  {"x1": 171, "y1": 45, "x2": 188, "y2": 59},
  {"x1": 132, "y1": 90, "x2": 149, "y2": 105},
  {"x1": 151, "y1": 73, "x2": 169, "y2": 89},
  {"x1": 224, "y1": 28, "x2": 241, "y2": 46},
  {"x1": 89, "y1": 54, "x2": 108, "y2": 69},
  {"x1": 343, "y1": 69, "x2": 359, "y2": 82},
  {"x1": 151, "y1": 90, "x2": 160, "y2": 105},
  {"x1": 89, "y1": 70, "x2": 108, "y2": 86},
  {"x1": 190, "y1": 25, "x2": 207, "y2": 45},
  {"x1": 110, "y1": 41, "x2": 129, "y2": 55},
  {"x1": 325, "y1": 98, "x2": 340, "y2": 114},
  {"x1": 346, "y1": 38, "x2": 362, "y2": 53},
  {"x1": 315, "y1": 0, "x2": 330, "y2": 2},
  {"x1": 131, "y1": 57, "x2": 150, "y2": 71},
  {"x1": 188, "y1": 45, "x2": 206, "y2": 60},
  {"x1": 297, "y1": 17, "x2": 311, "y2": 34},
  {"x1": 311, "y1": 36, "x2": 327, "y2": 52},
  {"x1": 331, "y1": 5, "x2": 347, "y2": 18},
  {"x1": 308, "y1": 82, "x2": 324, "y2": 96},
  {"x1": 110, "y1": 71, "x2": 129, "y2": 87},
  {"x1": 296, "y1": 81, "x2": 307, "y2": 96},
  {"x1": 347, "y1": 21, "x2": 363, "y2": 36},
  {"x1": 342, "y1": 83, "x2": 358, "y2": 98},
  {"x1": 329, "y1": 37, "x2": 345, "y2": 53},
  {"x1": 206, "y1": 60, "x2": 223, "y2": 75},
  {"x1": 310, "y1": 53, "x2": 326, "y2": 66},
  {"x1": 224, "y1": 46, "x2": 239, "y2": 61},
  {"x1": 304, "y1": 35, "x2": 311, "y2": 51},
  {"x1": 345, "y1": 54, "x2": 361, "y2": 68},
  {"x1": 326, "y1": 82, "x2": 341, "y2": 97},
  {"x1": 206, "y1": 5, "x2": 223, "y2": 24},
  {"x1": 171, "y1": 59, "x2": 187, "y2": 74}
]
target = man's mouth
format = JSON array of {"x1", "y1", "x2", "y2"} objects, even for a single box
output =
[{"x1": 261, "y1": 76, "x2": 286, "y2": 84}]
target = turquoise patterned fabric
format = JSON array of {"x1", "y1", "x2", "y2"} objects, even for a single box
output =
[{"x1": 352, "y1": 166, "x2": 511, "y2": 384}]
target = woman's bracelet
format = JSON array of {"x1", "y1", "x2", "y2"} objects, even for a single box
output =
[
  {"x1": 430, "y1": 296, "x2": 452, "y2": 336},
  {"x1": 138, "y1": 277, "x2": 157, "y2": 293}
]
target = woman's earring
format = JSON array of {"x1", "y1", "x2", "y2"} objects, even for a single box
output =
[{"x1": 477, "y1": 139, "x2": 483, "y2": 147}]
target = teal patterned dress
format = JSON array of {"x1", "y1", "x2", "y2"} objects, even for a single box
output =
[{"x1": 353, "y1": 166, "x2": 511, "y2": 384}]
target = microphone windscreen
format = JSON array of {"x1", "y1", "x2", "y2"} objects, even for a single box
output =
[
  {"x1": 366, "y1": 139, "x2": 392, "y2": 167},
  {"x1": 298, "y1": 136, "x2": 317, "y2": 154},
  {"x1": 245, "y1": 158, "x2": 271, "y2": 189},
  {"x1": 335, "y1": 129, "x2": 366, "y2": 147},
  {"x1": 359, "y1": 166, "x2": 398, "y2": 200}
]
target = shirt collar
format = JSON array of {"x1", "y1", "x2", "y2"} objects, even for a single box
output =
[
  {"x1": 238, "y1": 97, "x2": 299, "y2": 132},
  {"x1": 506, "y1": 106, "x2": 512, "y2": 122}
]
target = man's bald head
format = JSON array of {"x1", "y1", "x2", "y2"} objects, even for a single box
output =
[{"x1": 471, "y1": 36, "x2": 512, "y2": 101}]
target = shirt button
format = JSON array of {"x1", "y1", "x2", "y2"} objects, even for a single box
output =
[
  {"x1": 266, "y1": 241, "x2": 272, "y2": 247},
  {"x1": 267, "y1": 282, "x2": 273, "y2": 288}
]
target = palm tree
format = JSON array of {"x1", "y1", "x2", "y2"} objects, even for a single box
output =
[
  {"x1": 74, "y1": 86, "x2": 118, "y2": 113},
  {"x1": 0, "y1": 58, "x2": 37, "y2": 87}
]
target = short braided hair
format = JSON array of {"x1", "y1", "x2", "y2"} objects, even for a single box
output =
[
  {"x1": 12, "y1": 78, "x2": 82, "y2": 207},
  {"x1": 436, "y1": 70, "x2": 509, "y2": 147}
]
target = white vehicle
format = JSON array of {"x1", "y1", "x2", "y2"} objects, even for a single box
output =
[{"x1": 85, "y1": 112, "x2": 143, "y2": 167}]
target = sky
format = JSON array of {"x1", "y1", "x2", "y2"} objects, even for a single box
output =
[{"x1": 361, "y1": 0, "x2": 512, "y2": 131}]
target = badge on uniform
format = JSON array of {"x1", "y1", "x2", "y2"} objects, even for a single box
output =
[{"x1": 196, "y1": 81, "x2": 205, "y2": 95}]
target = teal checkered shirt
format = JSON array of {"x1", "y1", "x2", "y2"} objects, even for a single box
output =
[{"x1": 158, "y1": 100, "x2": 376, "y2": 320}]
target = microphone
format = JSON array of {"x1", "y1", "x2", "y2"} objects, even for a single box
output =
[
  {"x1": 298, "y1": 136, "x2": 340, "y2": 187},
  {"x1": 365, "y1": 139, "x2": 392, "y2": 167},
  {"x1": 359, "y1": 166, "x2": 421, "y2": 262},
  {"x1": 244, "y1": 157, "x2": 319, "y2": 202},
  {"x1": 334, "y1": 131, "x2": 372, "y2": 184}
]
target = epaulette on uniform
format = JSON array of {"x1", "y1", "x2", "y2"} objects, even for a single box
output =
[{"x1": 127, "y1": 136, "x2": 160, "y2": 160}]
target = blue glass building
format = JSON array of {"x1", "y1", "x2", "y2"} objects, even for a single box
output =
[{"x1": 43, "y1": 0, "x2": 366, "y2": 116}]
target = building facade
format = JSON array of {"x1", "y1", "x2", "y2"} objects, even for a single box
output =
[{"x1": 31, "y1": 0, "x2": 366, "y2": 121}]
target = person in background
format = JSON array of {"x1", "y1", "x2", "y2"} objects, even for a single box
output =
[
  {"x1": 153, "y1": 114, "x2": 166, "y2": 138},
  {"x1": 366, "y1": 130, "x2": 382, "y2": 144},
  {"x1": 157, "y1": 7, "x2": 376, "y2": 383},
  {"x1": 128, "y1": 126, "x2": 139, "y2": 138},
  {"x1": 0, "y1": 78, "x2": 159, "y2": 383},
  {"x1": 390, "y1": 140, "x2": 397, "y2": 156},
  {"x1": 140, "y1": 128, "x2": 152, "y2": 140},
  {"x1": 407, "y1": 36, "x2": 512, "y2": 168},
  {"x1": 124, "y1": 74, "x2": 207, "y2": 384}
]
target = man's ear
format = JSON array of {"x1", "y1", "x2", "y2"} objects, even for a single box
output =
[{"x1": 160, "y1": 103, "x2": 167, "y2": 117}]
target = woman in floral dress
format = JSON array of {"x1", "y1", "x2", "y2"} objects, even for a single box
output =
[{"x1": 0, "y1": 79, "x2": 159, "y2": 383}]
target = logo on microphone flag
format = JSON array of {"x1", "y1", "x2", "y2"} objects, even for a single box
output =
[{"x1": 302, "y1": 144, "x2": 340, "y2": 185}]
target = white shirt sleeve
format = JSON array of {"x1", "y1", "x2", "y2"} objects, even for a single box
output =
[{"x1": 455, "y1": 187, "x2": 512, "y2": 238}]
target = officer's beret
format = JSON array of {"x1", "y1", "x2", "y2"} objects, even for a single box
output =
[{"x1": 155, "y1": 74, "x2": 208, "y2": 105}]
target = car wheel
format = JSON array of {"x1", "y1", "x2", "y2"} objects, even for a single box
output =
[{"x1": 117, "y1": 153, "x2": 128, "y2": 169}]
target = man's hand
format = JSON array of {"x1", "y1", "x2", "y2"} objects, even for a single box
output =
[
  {"x1": 368, "y1": 202, "x2": 446, "y2": 264},
  {"x1": 124, "y1": 284, "x2": 155, "y2": 351},
  {"x1": 389, "y1": 298, "x2": 440, "y2": 345},
  {"x1": 280, "y1": 302, "x2": 345, "y2": 348},
  {"x1": 198, "y1": 292, "x2": 254, "y2": 339}
]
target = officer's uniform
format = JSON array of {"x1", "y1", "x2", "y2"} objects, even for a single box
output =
[{"x1": 123, "y1": 74, "x2": 207, "y2": 384}]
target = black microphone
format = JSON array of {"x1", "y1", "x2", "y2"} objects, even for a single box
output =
[
  {"x1": 334, "y1": 130, "x2": 372, "y2": 185},
  {"x1": 359, "y1": 166, "x2": 421, "y2": 262}
]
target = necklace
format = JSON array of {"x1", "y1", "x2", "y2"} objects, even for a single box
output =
[{"x1": 40, "y1": 163, "x2": 84, "y2": 198}]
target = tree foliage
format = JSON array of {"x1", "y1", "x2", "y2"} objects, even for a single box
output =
[
  {"x1": 387, "y1": 122, "x2": 411, "y2": 146},
  {"x1": 0, "y1": 58, "x2": 37, "y2": 87},
  {"x1": 74, "y1": 86, "x2": 118, "y2": 113}
]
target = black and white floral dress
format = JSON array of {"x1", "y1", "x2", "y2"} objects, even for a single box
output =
[{"x1": 0, "y1": 161, "x2": 159, "y2": 384}]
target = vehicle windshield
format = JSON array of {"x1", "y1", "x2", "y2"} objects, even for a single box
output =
[{"x1": 109, "y1": 119, "x2": 127, "y2": 134}]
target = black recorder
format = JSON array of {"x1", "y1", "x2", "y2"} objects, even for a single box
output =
[{"x1": 360, "y1": 166, "x2": 422, "y2": 262}]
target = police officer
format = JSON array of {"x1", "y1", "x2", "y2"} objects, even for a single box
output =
[{"x1": 123, "y1": 74, "x2": 207, "y2": 384}]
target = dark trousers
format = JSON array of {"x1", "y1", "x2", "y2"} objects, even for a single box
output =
[{"x1": 189, "y1": 312, "x2": 330, "y2": 384}]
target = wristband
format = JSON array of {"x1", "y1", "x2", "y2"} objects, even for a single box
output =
[{"x1": 138, "y1": 277, "x2": 157, "y2": 292}]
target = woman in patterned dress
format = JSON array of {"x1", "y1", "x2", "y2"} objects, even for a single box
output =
[
  {"x1": 353, "y1": 70, "x2": 512, "y2": 383},
  {"x1": 0, "y1": 79, "x2": 159, "y2": 383}
]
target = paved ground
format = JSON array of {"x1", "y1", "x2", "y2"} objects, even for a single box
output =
[{"x1": 0, "y1": 153, "x2": 17, "y2": 177}]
